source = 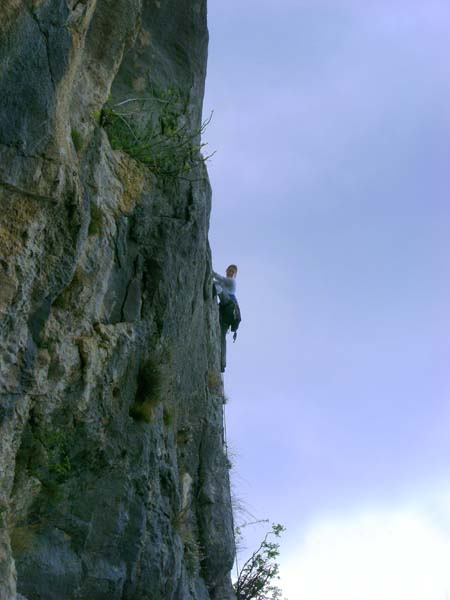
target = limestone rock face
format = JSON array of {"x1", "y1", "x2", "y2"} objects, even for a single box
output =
[{"x1": 0, "y1": 1, "x2": 235, "y2": 599}]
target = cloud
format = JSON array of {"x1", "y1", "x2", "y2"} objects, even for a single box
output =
[{"x1": 280, "y1": 501, "x2": 450, "y2": 599}]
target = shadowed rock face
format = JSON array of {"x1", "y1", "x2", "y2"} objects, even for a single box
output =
[{"x1": 0, "y1": 1, "x2": 235, "y2": 599}]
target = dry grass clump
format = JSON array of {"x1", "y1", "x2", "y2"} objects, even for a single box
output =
[{"x1": 207, "y1": 370, "x2": 222, "y2": 392}]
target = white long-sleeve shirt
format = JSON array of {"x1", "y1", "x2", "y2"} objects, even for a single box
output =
[{"x1": 213, "y1": 271, "x2": 237, "y2": 295}]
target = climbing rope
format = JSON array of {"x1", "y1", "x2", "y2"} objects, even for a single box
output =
[
  {"x1": 221, "y1": 373, "x2": 229, "y2": 454},
  {"x1": 220, "y1": 375, "x2": 240, "y2": 582}
]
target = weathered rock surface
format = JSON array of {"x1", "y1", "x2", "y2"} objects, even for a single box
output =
[{"x1": 0, "y1": 1, "x2": 235, "y2": 598}]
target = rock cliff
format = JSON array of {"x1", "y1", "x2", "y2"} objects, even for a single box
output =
[{"x1": 0, "y1": 1, "x2": 235, "y2": 598}]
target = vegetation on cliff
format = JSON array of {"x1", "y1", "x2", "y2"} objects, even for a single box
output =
[{"x1": 101, "y1": 88, "x2": 214, "y2": 180}]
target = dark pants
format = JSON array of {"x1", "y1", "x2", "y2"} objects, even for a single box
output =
[
  {"x1": 215, "y1": 287, "x2": 234, "y2": 373},
  {"x1": 220, "y1": 321, "x2": 228, "y2": 373}
]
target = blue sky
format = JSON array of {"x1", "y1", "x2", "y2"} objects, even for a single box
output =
[{"x1": 203, "y1": 1, "x2": 450, "y2": 597}]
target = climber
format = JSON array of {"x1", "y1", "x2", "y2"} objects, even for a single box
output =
[{"x1": 213, "y1": 265, "x2": 241, "y2": 373}]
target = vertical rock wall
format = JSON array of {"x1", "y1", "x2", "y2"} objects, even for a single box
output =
[{"x1": 0, "y1": 1, "x2": 235, "y2": 598}]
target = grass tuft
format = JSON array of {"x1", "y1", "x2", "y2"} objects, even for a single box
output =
[
  {"x1": 163, "y1": 405, "x2": 173, "y2": 428},
  {"x1": 88, "y1": 203, "x2": 103, "y2": 236},
  {"x1": 71, "y1": 128, "x2": 84, "y2": 153},
  {"x1": 10, "y1": 524, "x2": 38, "y2": 554},
  {"x1": 129, "y1": 358, "x2": 163, "y2": 423}
]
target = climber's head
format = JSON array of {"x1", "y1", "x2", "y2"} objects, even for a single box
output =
[{"x1": 226, "y1": 265, "x2": 238, "y2": 278}]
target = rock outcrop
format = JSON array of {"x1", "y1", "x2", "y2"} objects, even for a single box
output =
[{"x1": 0, "y1": 1, "x2": 235, "y2": 598}]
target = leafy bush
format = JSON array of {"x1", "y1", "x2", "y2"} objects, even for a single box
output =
[{"x1": 234, "y1": 524, "x2": 287, "y2": 600}]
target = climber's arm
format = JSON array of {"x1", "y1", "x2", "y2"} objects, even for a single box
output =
[{"x1": 213, "y1": 271, "x2": 227, "y2": 284}]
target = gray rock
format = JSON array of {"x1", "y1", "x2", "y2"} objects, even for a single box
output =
[{"x1": 0, "y1": 1, "x2": 236, "y2": 599}]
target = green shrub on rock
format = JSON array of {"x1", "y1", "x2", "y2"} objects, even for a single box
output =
[{"x1": 101, "y1": 88, "x2": 214, "y2": 180}]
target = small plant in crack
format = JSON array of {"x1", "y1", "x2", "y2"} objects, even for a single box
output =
[{"x1": 172, "y1": 508, "x2": 203, "y2": 576}]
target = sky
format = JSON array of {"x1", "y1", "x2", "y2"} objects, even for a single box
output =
[{"x1": 203, "y1": 1, "x2": 450, "y2": 598}]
